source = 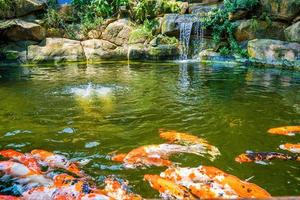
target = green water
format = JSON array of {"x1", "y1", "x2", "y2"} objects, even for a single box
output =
[{"x1": 0, "y1": 61, "x2": 300, "y2": 197}]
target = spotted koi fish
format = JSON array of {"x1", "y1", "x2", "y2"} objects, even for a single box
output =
[
  {"x1": 144, "y1": 174, "x2": 196, "y2": 200},
  {"x1": 0, "y1": 161, "x2": 52, "y2": 186},
  {"x1": 161, "y1": 166, "x2": 271, "y2": 199},
  {"x1": 279, "y1": 143, "x2": 300, "y2": 154},
  {"x1": 112, "y1": 144, "x2": 207, "y2": 168},
  {"x1": 30, "y1": 149, "x2": 84, "y2": 177},
  {"x1": 159, "y1": 129, "x2": 220, "y2": 159},
  {"x1": 104, "y1": 177, "x2": 142, "y2": 200},
  {"x1": 268, "y1": 126, "x2": 300, "y2": 136},
  {"x1": 0, "y1": 149, "x2": 42, "y2": 174},
  {"x1": 235, "y1": 151, "x2": 300, "y2": 163}
]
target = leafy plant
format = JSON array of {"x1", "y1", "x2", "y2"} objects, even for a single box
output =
[{"x1": 202, "y1": 0, "x2": 259, "y2": 57}]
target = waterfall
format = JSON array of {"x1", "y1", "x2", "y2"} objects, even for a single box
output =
[
  {"x1": 178, "y1": 17, "x2": 205, "y2": 60},
  {"x1": 179, "y1": 22, "x2": 193, "y2": 60},
  {"x1": 192, "y1": 20, "x2": 205, "y2": 59}
]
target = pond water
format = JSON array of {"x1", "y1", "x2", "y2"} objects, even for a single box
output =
[{"x1": 0, "y1": 61, "x2": 300, "y2": 197}]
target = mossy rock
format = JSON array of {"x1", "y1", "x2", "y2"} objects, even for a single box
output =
[{"x1": 129, "y1": 28, "x2": 153, "y2": 44}]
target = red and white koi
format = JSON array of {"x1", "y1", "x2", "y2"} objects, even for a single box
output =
[
  {"x1": 159, "y1": 129, "x2": 220, "y2": 160},
  {"x1": 104, "y1": 177, "x2": 142, "y2": 200},
  {"x1": 112, "y1": 144, "x2": 207, "y2": 168},
  {"x1": 160, "y1": 165, "x2": 271, "y2": 199},
  {"x1": 144, "y1": 174, "x2": 196, "y2": 200},
  {"x1": 30, "y1": 150, "x2": 84, "y2": 177},
  {"x1": 279, "y1": 143, "x2": 300, "y2": 154},
  {"x1": 0, "y1": 149, "x2": 41, "y2": 174},
  {"x1": 0, "y1": 161, "x2": 52, "y2": 186}
]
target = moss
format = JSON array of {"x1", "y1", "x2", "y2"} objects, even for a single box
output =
[{"x1": 129, "y1": 28, "x2": 153, "y2": 44}]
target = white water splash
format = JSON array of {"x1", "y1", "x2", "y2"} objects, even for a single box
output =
[
  {"x1": 70, "y1": 82, "x2": 113, "y2": 98},
  {"x1": 179, "y1": 22, "x2": 193, "y2": 60}
]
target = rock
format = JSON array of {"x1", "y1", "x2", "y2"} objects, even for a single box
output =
[
  {"x1": 0, "y1": 0, "x2": 46, "y2": 20},
  {"x1": 188, "y1": 2, "x2": 222, "y2": 14},
  {"x1": 87, "y1": 30, "x2": 102, "y2": 39},
  {"x1": 0, "y1": 40, "x2": 38, "y2": 63},
  {"x1": 101, "y1": 19, "x2": 133, "y2": 46},
  {"x1": 248, "y1": 39, "x2": 300, "y2": 63},
  {"x1": 129, "y1": 28, "x2": 152, "y2": 44},
  {"x1": 0, "y1": 19, "x2": 45, "y2": 41},
  {"x1": 199, "y1": 49, "x2": 221, "y2": 60},
  {"x1": 149, "y1": 35, "x2": 178, "y2": 47},
  {"x1": 284, "y1": 22, "x2": 300, "y2": 43},
  {"x1": 260, "y1": 0, "x2": 300, "y2": 21},
  {"x1": 234, "y1": 20, "x2": 287, "y2": 42},
  {"x1": 161, "y1": 14, "x2": 198, "y2": 36},
  {"x1": 228, "y1": 10, "x2": 248, "y2": 21},
  {"x1": 128, "y1": 44, "x2": 179, "y2": 60},
  {"x1": 46, "y1": 28, "x2": 65, "y2": 38},
  {"x1": 161, "y1": 14, "x2": 178, "y2": 35},
  {"x1": 81, "y1": 39, "x2": 127, "y2": 61},
  {"x1": 27, "y1": 38, "x2": 85, "y2": 62}
]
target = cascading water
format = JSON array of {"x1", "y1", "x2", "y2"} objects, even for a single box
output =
[
  {"x1": 179, "y1": 22, "x2": 193, "y2": 60},
  {"x1": 192, "y1": 20, "x2": 205, "y2": 58},
  {"x1": 178, "y1": 17, "x2": 205, "y2": 60}
]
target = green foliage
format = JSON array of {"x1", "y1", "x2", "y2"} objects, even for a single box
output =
[
  {"x1": 0, "y1": 0, "x2": 14, "y2": 16},
  {"x1": 203, "y1": 0, "x2": 259, "y2": 57},
  {"x1": 129, "y1": 19, "x2": 158, "y2": 43},
  {"x1": 132, "y1": 0, "x2": 181, "y2": 23}
]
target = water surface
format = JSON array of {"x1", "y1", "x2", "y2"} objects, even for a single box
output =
[{"x1": 0, "y1": 61, "x2": 300, "y2": 197}]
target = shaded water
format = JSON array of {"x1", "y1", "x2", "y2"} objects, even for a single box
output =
[{"x1": 0, "y1": 61, "x2": 300, "y2": 197}]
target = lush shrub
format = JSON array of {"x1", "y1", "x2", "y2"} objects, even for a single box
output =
[
  {"x1": 203, "y1": 0, "x2": 259, "y2": 56},
  {"x1": 0, "y1": 0, "x2": 14, "y2": 17},
  {"x1": 131, "y1": 0, "x2": 181, "y2": 23}
]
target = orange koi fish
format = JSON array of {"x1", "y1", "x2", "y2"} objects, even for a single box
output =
[
  {"x1": 159, "y1": 129, "x2": 220, "y2": 159},
  {"x1": 235, "y1": 151, "x2": 300, "y2": 163},
  {"x1": 0, "y1": 161, "x2": 52, "y2": 186},
  {"x1": 0, "y1": 149, "x2": 41, "y2": 173},
  {"x1": 161, "y1": 166, "x2": 271, "y2": 199},
  {"x1": 279, "y1": 143, "x2": 300, "y2": 154},
  {"x1": 31, "y1": 149, "x2": 84, "y2": 177},
  {"x1": 268, "y1": 126, "x2": 300, "y2": 136},
  {"x1": 104, "y1": 177, "x2": 142, "y2": 200},
  {"x1": 112, "y1": 144, "x2": 206, "y2": 168},
  {"x1": 0, "y1": 195, "x2": 20, "y2": 200},
  {"x1": 144, "y1": 174, "x2": 196, "y2": 200}
]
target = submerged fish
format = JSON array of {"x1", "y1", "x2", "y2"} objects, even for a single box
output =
[
  {"x1": 235, "y1": 151, "x2": 300, "y2": 163},
  {"x1": 268, "y1": 126, "x2": 300, "y2": 136},
  {"x1": 159, "y1": 129, "x2": 220, "y2": 159},
  {"x1": 30, "y1": 149, "x2": 84, "y2": 177},
  {"x1": 112, "y1": 144, "x2": 207, "y2": 168},
  {"x1": 0, "y1": 149, "x2": 41, "y2": 174},
  {"x1": 161, "y1": 165, "x2": 271, "y2": 199},
  {"x1": 144, "y1": 174, "x2": 196, "y2": 200},
  {"x1": 279, "y1": 143, "x2": 300, "y2": 154}
]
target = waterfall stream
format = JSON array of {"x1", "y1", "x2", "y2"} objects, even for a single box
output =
[
  {"x1": 178, "y1": 18, "x2": 205, "y2": 60},
  {"x1": 179, "y1": 22, "x2": 193, "y2": 60}
]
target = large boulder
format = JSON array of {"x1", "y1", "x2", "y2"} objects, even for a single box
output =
[
  {"x1": 81, "y1": 39, "x2": 127, "y2": 61},
  {"x1": 101, "y1": 19, "x2": 134, "y2": 46},
  {"x1": 284, "y1": 21, "x2": 300, "y2": 43},
  {"x1": 128, "y1": 44, "x2": 179, "y2": 60},
  {"x1": 0, "y1": 0, "x2": 46, "y2": 20},
  {"x1": 27, "y1": 38, "x2": 85, "y2": 62},
  {"x1": 260, "y1": 0, "x2": 300, "y2": 21},
  {"x1": 234, "y1": 20, "x2": 287, "y2": 42},
  {"x1": 0, "y1": 19, "x2": 45, "y2": 41},
  {"x1": 248, "y1": 39, "x2": 300, "y2": 62}
]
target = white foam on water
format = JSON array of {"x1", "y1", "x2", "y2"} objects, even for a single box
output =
[{"x1": 69, "y1": 82, "x2": 113, "y2": 98}]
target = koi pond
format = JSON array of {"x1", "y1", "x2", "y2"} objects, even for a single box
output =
[{"x1": 0, "y1": 61, "x2": 299, "y2": 198}]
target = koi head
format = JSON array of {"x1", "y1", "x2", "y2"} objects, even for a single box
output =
[
  {"x1": 111, "y1": 153, "x2": 127, "y2": 162},
  {"x1": 235, "y1": 154, "x2": 253, "y2": 163},
  {"x1": 159, "y1": 129, "x2": 178, "y2": 143},
  {"x1": 31, "y1": 149, "x2": 53, "y2": 160}
]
